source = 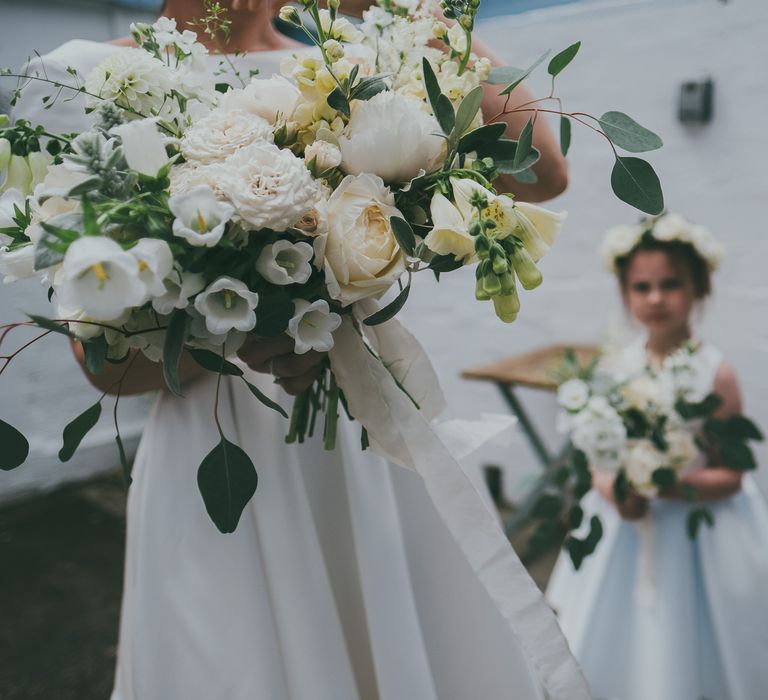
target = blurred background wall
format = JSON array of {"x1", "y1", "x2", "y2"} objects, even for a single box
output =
[{"x1": 1, "y1": 0, "x2": 766, "y2": 504}]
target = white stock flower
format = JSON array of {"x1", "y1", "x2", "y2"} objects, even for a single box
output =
[
  {"x1": 624, "y1": 439, "x2": 666, "y2": 497},
  {"x1": 181, "y1": 108, "x2": 273, "y2": 164},
  {"x1": 304, "y1": 140, "x2": 342, "y2": 172},
  {"x1": 557, "y1": 378, "x2": 590, "y2": 412},
  {"x1": 111, "y1": 118, "x2": 170, "y2": 177},
  {"x1": 600, "y1": 224, "x2": 641, "y2": 270},
  {"x1": 0, "y1": 189, "x2": 26, "y2": 246},
  {"x1": 287, "y1": 299, "x2": 341, "y2": 354},
  {"x1": 338, "y1": 92, "x2": 444, "y2": 183},
  {"x1": 58, "y1": 237, "x2": 146, "y2": 320},
  {"x1": 423, "y1": 191, "x2": 474, "y2": 263},
  {"x1": 321, "y1": 173, "x2": 406, "y2": 306},
  {"x1": 169, "y1": 185, "x2": 235, "y2": 247},
  {"x1": 218, "y1": 142, "x2": 319, "y2": 232},
  {"x1": 194, "y1": 276, "x2": 259, "y2": 335},
  {"x1": 85, "y1": 48, "x2": 173, "y2": 116},
  {"x1": 0, "y1": 244, "x2": 35, "y2": 283},
  {"x1": 128, "y1": 238, "x2": 173, "y2": 298},
  {"x1": 256, "y1": 240, "x2": 314, "y2": 285},
  {"x1": 571, "y1": 396, "x2": 627, "y2": 472},
  {"x1": 318, "y1": 9, "x2": 364, "y2": 43},
  {"x1": 219, "y1": 76, "x2": 300, "y2": 125},
  {"x1": 446, "y1": 23, "x2": 468, "y2": 53},
  {"x1": 152, "y1": 269, "x2": 206, "y2": 315}
]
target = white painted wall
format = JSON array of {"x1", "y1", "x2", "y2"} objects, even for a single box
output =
[{"x1": 1, "y1": 0, "x2": 766, "y2": 502}]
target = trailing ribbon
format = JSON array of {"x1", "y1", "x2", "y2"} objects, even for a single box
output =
[{"x1": 329, "y1": 307, "x2": 591, "y2": 700}]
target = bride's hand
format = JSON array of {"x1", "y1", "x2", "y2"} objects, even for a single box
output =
[
  {"x1": 592, "y1": 471, "x2": 649, "y2": 520},
  {"x1": 236, "y1": 335, "x2": 325, "y2": 396}
]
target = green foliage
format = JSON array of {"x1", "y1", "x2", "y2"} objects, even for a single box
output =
[
  {"x1": 512, "y1": 118, "x2": 534, "y2": 172},
  {"x1": 244, "y1": 380, "x2": 289, "y2": 419},
  {"x1": 115, "y1": 432, "x2": 132, "y2": 487},
  {"x1": 559, "y1": 116, "x2": 571, "y2": 157},
  {"x1": 59, "y1": 402, "x2": 101, "y2": 462},
  {"x1": 254, "y1": 293, "x2": 294, "y2": 337},
  {"x1": 687, "y1": 506, "x2": 714, "y2": 539},
  {"x1": 487, "y1": 51, "x2": 550, "y2": 95},
  {"x1": 651, "y1": 466, "x2": 677, "y2": 490},
  {"x1": 532, "y1": 493, "x2": 564, "y2": 519},
  {"x1": 422, "y1": 57, "x2": 455, "y2": 135},
  {"x1": 188, "y1": 348, "x2": 243, "y2": 377},
  {"x1": 566, "y1": 516, "x2": 603, "y2": 570},
  {"x1": 197, "y1": 437, "x2": 258, "y2": 534},
  {"x1": 326, "y1": 87, "x2": 350, "y2": 117},
  {"x1": 83, "y1": 335, "x2": 108, "y2": 375},
  {"x1": 363, "y1": 279, "x2": 411, "y2": 326},
  {"x1": 598, "y1": 111, "x2": 663, "y2": 153},
  {"x1": 162, "y1": 310, "x2": 188, "y2": 397},
  {"x1": 27, "y1": 314, "x2": 77, "y2": 339},
  {"x1": 547, "y1": 42, "x2": 581, "y2": 78},
  {"x1": 0, "y1": 419, "x2": 29, "y2": 470},
  {"x1": 390, "y1": 216, "x2": 416, "y2": 256},
  {"x1": 611, "y1": 156, "x2": 664, "y2": 215}
]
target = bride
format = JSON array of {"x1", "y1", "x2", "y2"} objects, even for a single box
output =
[{"x1": 12, "y1": 2, "x2": 583, "y2": 698}]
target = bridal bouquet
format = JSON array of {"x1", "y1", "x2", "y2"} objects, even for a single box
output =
[
  {"x1": 0, "y1": 0, "x2": 666, "y2": 533},
  {"x1": 525, "y1": 345, "x2": 762, "y2": 569}
]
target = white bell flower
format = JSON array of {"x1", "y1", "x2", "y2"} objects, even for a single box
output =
[
  {"x1": 128, "y1": 238, "x2": 174, "y2": 298},
  {"x1": 194, "y1": 276, "x2": 259, "y2": 335},
  {"x1": 57, "y1": 236, "x2": 146, "y2": 320},
  {"x1": 423, "y1": 191, "x2": 474, "y2": 263},
  {"x1": 152, "y1": 269, "x2": 206, "y2": 315},
  {"x1": 256, "y1": 240, "x2": 314, "y2": 286},
  {"x1": 186, "y1": 307, "x2": 247, "y2": 354},
  {"x1": 0, "y1": 243, "x2": 36, "y2": 283},
  {"x1": 169, "y1": 185, "x2": 234, "y2": 247},
  {"x1": 287, "y1": 299, "x2": 341, "y2": 354},
  {"x1": 111, "y1": 118, "x2": 170, "y2": 177}
]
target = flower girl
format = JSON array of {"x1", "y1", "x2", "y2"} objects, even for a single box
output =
[{"x1": 547, "y1": 215, "x2": 768, "y2": 700}]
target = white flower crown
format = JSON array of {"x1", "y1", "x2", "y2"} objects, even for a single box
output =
[{"x1": 600, "y1": 213, "x2": 724, "y2": 272}]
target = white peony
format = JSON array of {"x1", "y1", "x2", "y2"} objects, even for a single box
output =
[
  {"x1": 217, "y1": 142, "x2": 319, "y2": 232},
  {"x1": 321, "y1": 173, "x2": 406, "y2": 306},
  {"x1": 338, "y1": 92, "x2": 444, "y2": 184},
  {"x1": 256, "y1": 240, "x2": 314, "y2": 285},
  {"x1": 181, "y1": 108, "x2": 273, "y2": 164},
  {"x1": 219, "y1": 76, "x2": 300, "y2": 125},
  {"x1": 85, "y1": 48, "x2": 173, "y2": 117},
  {"x1": 557, "y1": 378, "x2": 591, "y2": 412},
  {"x1": 287, "y1": 299, "x2": 341, "y2": 354},
  {"x1": 111, "y1": 118, "x2": 170, "y2": 177},
  {"x1": 169, "y1": 185, "x2": 234, "y2": 247},
  {"x1": 194, "y1": 276, "x2": 259, "y2": 335},
  {"x1": 57, "y1": 236, "x2": 146, "y2": 320}
]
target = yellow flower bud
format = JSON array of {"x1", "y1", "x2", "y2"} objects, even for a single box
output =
[{"x1": 510, "y1": 246, "x2": 542, "y2": 290}]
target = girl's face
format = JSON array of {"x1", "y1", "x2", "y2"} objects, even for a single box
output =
[{"x1": 623, "y1": 250, "x2": 696, "y2": 335}]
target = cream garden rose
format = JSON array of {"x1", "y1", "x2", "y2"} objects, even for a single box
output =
[
  {"x1": 181, "y1": 108, "x2": 273, "y2": 164},
  {"x1": 320, "y1": 173, "x2": 405, "y2": 306}
]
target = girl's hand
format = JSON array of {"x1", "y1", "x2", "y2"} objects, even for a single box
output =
[{"x1": 236, "y1": 335, "x2": 325, "y2": 396}]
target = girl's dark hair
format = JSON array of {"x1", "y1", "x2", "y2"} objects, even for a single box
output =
[{"x1": 614, "y1": 231, "x2": 712, "y2": 299}]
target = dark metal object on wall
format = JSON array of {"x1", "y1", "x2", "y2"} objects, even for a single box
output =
[{"x1": 678, "y1": 78, "x2": 714, "y2": 124}]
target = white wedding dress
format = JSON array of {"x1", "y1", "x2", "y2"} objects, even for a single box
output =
[{"x1": 13, "y1": 40, "x2": 587, "y2": 700}]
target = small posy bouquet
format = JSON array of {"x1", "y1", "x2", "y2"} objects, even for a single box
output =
[
  {"x1": 524, "y1": 345, "x2": 762, "y2": 569},
  {"x1": 0, "y1": 0, "x2": 666, "y2": 532}
]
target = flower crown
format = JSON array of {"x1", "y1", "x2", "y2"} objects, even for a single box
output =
[{"x1": 600, "y1": 213, "x2": 724, "y2": 272}]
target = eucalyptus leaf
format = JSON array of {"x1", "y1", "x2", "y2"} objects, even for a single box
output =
[
  {"x1": 687, "y1": 506, "x2": 714, "y2": 539},
  {"x1": 611, "y1": 156, "x2": 664, "y2": 214},
  {"x1": 254, "y1": 293, "x2": 294, "y2": 337},
  {"x1": 547, "y1": 41, "x2": 581, "y2": 77},
  {"x1": 435, "y1": 94, "x2": 455, "y2": 136},
  {"x1": 390, "y1": 216, "x2": 416, "y2": 256},
  {"x1": 422, "y1": 57, "x2": 443, "y2": 120},
  {"x1": 0, "y1": 419, "x2": 29, "y2": 470},
  {"x1": 457, "y1": 122, "x2": 507, "y2": 155},
  {"x1": 512, "y1": 168, "x2": 538, "y2": 184},
  {"x1": 487, "y1": 50, "x2": 550, "y2": 95},
  {"x1": 350, "y1": 75, "x2": 389, "y2": 101},
  {"x1": 363, "y1": 282, "x2": 411, "y2": 326},
  {"x1": 27, "y1": 314, "x2": 76, "y2": 338},
  {"x1": 244, "y1": 380, "x2": 289, "y2": 419},
  {"x1": 453, "y1": 85, "x2": 485, "y2": 140},
  {"x1": 327, "y1": 87, "x2": 350, "y2": 117},
  {"x1": 560, "y1": 116, "x2": 571, "y2": 157},
  {"x1": 189, "y1": 348, "x2": 244, "y2": 376},
  {"x1": 59, "y1": 402, "x2": 102, "y2": 462},
  {"x1": 532, "y1": 493, "x2": 563, "y2": 519},
  {"x1": 162, "y1": 309, "x2": 188, "y2": 397},
  {"x1": 513, "y1": 118, "x2": 534, "y2": 171},
  {"x1": 115, "y1": 432, "x2": 132, "y2": 487},
  {"x1": 599, "y1": 111, "x2": 663, "y2": 153},
  {"x1": 197, "y1": 437, "x2": 258, "y2": 534},
  {"x1": 83, "y1": 334, "x2": 108, "y2": 375}
]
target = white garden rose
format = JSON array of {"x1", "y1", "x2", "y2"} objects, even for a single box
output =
[
  {"x1": 321, "y1": 173, "x2": 405, "y2": 306},
  {"x1": 218, "y1": 142, "x2": 320, "y2": 232},
  {"x1": 557, "y1": 378, "x2": 591, "y2": 412},
  {"x1": 57, "y1": 236, "x2": 146, "y2": 320},
  {"x1": 666, "y1": 429, "x2": 698, "y2": 469},
  {"x1": 168, "y1": 161, "x2": 228, "y2": 197},
  {"x1": 304, "y1": 140, "x2": 342, "y2": 172},
  {"x1": 181, "y1": 108, "x2": 273, "y2": 164},
  {"x1": 624, "y1": 439, "x2": 666, "y2": 497},
  {"x1": 85, "y1": 48, "x2": 173, "y2": 117},
  {"x1": 338, "y1": 92, "x2": 444, "y2": 184},
  {"x1": 219, "y1": 76, "x2": 300, "y2": 125}
]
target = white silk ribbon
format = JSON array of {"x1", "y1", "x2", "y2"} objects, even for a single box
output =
[{"x1": 329, "y1": 308, "x2": 591, "y2": 700}]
